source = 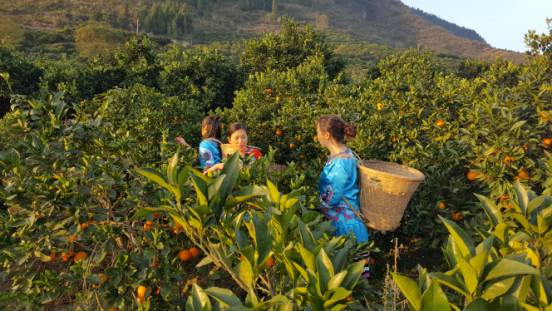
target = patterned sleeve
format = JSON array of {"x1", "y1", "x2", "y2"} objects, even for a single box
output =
[
  {"x1": 324, "y1": 160, "x2": 350, "y2": 207},
  {"x1": 199, "y1": 141, "x2": 221, "y2": 168}
]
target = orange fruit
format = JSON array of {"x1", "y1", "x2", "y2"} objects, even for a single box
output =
[
  {"x1": 275, "y1": 129, "x2": 283, "y2": 137},
  {"x1": 73, "y1": 251, "x2": 88, "y2": 263},
  {"x1": 266, "y1": 257, "x2": 275, "y2": 268},
  {"x1": 153, "y1": 213, "x2": 160, "y2": 219},
  {"x1": 289, "y1": 143, "x2": 295, "y2": 149},
  {"x1": 451, "y1": 211, "x2": 464, "y2": 222},
  {"x1": 543, "y1": 138, "x2": 552, "y2": 148},
  {"x1": 435, "y1": 119, "x2": 446, "y2": 127},
  {"x1": 137, "y1": 285, "x2": 147, "y2": 299},
  {"x1": 49, "y1": 251, "x2": 56, "y2": 261},
  {"x1": 178, "y1": 250, "x2": 192, "y2": 262},
  {"x1": 61, "y1": 249, "x2": 74, "y2": 262},
  {"x1": 98, "y1": 273, "x2": 108, "y2": 284},
  {"x1": 438, "y1": 201, "x2": 446, "y2": 210},
  {"x1": 68, "y1": 234, "x2": 78, "y2": 243},
  {"x1": 517, "y1": 169, "x2": 530, "y2": 180},
  {"x1": 264, "y1": 88, "x2": 273, "y2": 95},
  {"x1": 499, "y1": 194, "x2": 509, "y2": 202},
  {"x1": 466, "y1": 170, "x2": 479, "y2": 181},
  {"x1": 189, "y1": 247, "x2": 200, "y2": 258},
  {"x1": 80, "y1": 222, "x2": 88, "y2": 230},
  {"x1": 172, "y1": 223, "x2": 183, "y2": 234},
  {"x1": 376, "y1": 103, "x2": 384, "y2": 111},
  {"x1": 503, "y1": 156, "x2": 513, "y2": 165},
  {"x1": 144, "y1": 220, "x2": 153, "y2": 232}
]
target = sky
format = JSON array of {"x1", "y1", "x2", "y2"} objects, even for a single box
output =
[{"x1": 400, "y1": 0, "x2": 551, "y2": 52}]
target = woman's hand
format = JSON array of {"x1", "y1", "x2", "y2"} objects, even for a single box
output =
[
  {"x1": 175, "y1": 136, "x2": 191, "y2": 149},
  {"x1": 203, "y1": 163, "x2": 225, "y2": 175}
]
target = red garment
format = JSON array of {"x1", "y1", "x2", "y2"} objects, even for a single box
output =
[{"x1": 245, "y1": 146, "x2": 262, "y2": 160}]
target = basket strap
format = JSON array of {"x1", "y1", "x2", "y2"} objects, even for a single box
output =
[{"x1": 342, "y1": 196, "x2": 371, "y2": 228}]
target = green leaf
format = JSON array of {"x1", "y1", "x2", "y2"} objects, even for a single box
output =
[
  {"x1": 167, "y1": 152, "x2": 179, "y2": 185},
  {"x1": 481, "y1": 276, "x2": 516, "y2": 300},
  {"x1": 218, "y1": 152, "x2": 241, "y2": 201},
  {"x1": 188, "y1": 284, "x2": 212, "y2": 310},
  {"x1": 316, "y1": 248, "x2": 335, "y2": 293},
  {"x1": 527, "y1": 196, "x2": 546, "y2": 215},
  {"x1": 196, "y1": 256, "x2": 214, "y2": 268},
  {"x1": 392, "y1": 273, "x2": 422, "y2": 311},
  {"x1": 297, "y1": 245, "x2": 316, "y2": 273},
  {"x1": 323, "y1": 287, "x2": 352, "y2": 308},
  {"x1": 136, "y1": 167, "x2": 170, "y2": 190},
  {"x1": 421, "y1": 282, "x2": 450, "y2": 311},
  {"x1": 514, "y1": 181, "x2": 529, "y2": 215},
  {"x1": 429, "y1": 272, "x2": 469, "y2": 296},
  {"x1": 457, "y1": 256, "x2": 478, "y2": 294},
  {"x1": 266, "y1": 179, "x2": 281, "y2": 203},
  {"x1": 237, "y1": 257, "x2": 254, "y2": 290},
  {"x1": 341, "y1": 261, "x2": 364, "y2": 290},
  {"x1": 439, "y1": 216, "x2": 475, "y2": 258},
  {"x1": 204, "y1": 287, "x2": 243, "y2": 306},
  {"x1": 470, "y1": 236, "x2": 494, "y2": 279},
  {"x1": 483, "y1": 259, "x2": 538, "y2": 282},
  {"x1": 464, "y1": 298, "x2": 491, "y2": 311},
  {"x1": 328, "y1": 271, "x2": 348, "y2": 290},
  {"x1": 475, "y1": 194, "x2": 502, "y2": 226},
  {"x1": 190, "y1": 173, "x2": 208, "y2": 206},
  {"x1": 253, "y1": 214, "x2": 272, "y2": 266}
]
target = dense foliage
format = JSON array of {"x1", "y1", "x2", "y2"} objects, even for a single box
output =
[{"x1": 0, "y1": 19, "x2": 550, "y2": 309}]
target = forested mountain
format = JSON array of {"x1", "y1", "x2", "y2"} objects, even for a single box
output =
[{"x1": 0, "y1": 0, "x2": 522, "y2": 62}]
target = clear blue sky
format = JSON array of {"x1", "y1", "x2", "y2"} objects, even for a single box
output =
[{"x1": 401, "y1": 0, "x2": 551, "y2": 52}]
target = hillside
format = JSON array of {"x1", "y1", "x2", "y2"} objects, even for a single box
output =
[{"x1": 0, "y1": 0, "x2": 523, "y2": 62}]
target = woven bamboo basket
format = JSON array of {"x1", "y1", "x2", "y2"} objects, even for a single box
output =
[
  {"x1": 220, "y1": 144, "x2": 238, "y2": 157},
  {"x1": 358, "y1": 160, "x2": 425, "y2": 232}
]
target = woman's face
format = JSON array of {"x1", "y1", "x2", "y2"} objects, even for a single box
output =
[
  {"x1": 316, "y1": 124, "x2": 331, "y2": 148},
  {"x1": 229, "y1": 129, "x2": 248, "y2": 151}
]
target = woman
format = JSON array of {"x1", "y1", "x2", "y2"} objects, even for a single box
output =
[
  {"x1": 204, "y1": 122, "x2": 261, "y2": 174},
  {"x1": 226, "y1": 122, "x2": 262, "y2": 161},
  {"x1": 316, "y1": 115, "x2": 369, "y2": 243},
  {"x1": 176, "y1": 116, "x2": 223, "y2": 170}
]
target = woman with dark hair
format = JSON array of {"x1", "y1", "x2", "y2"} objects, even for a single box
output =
[
  {"x1": 176, "y1": 116, "x2": 223, "y2": 170},
  {"x1": 316, "y1": 115, "x2": 369, "y2": 243},
  {"x1": 226, "y1": 122, "x2": 262, "y2": 161}
]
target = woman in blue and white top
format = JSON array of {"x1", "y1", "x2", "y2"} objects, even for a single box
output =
[
  {"x1": 316, "y1": 115, "x2": 369, "y2": 243},
  {"x1": 176, "y1": 116, "x2": 223, "y2": 171}
]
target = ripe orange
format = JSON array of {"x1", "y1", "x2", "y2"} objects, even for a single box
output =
[
  {"x1": 517, "y1": 169, "x2": 530, "y2": 180},
  {"x1": 144, "y1": 220, "x2": 153, "y2": 232},
  {"x1": 451, "y1": 211, "x2": 464, "y2": 221},
  {"x1": 137, "y1": 285, "x2": 147, "y2": 299},
  {"x1": 69, "y1": 234, "x2": 78, "y2": 243},
  {"x1": 275, "y1": 129, "x2": 283, "y2": 137},
  {"x1": 503, "y1": 156, "x2": 513, "y2": 165},
  {"x1": 73, "y1": 251, "x2": 88, "y2": 263},
  {"x1": 80, "y1": 222, "x2": 89, "y2": 230},
  {"x1": 61, "y1": 249, "x2": 74, "y2": 262},
  {"x1": 152, "y1": 213, "x2": 160, "y2": 219},
  {"x1": 98, "y1": 273, "x2": 108, "y2": 284},
  {"x1": 438, "y1": 201, "x2": 446, "y2": 210},
  {"x1": 264, "y1": 88, "x2": 273, "y2": 95},
  {"x1": 499, "y1": 194, "x2": 509, "y2": 202},
  {"x1": 172, "y1": 223, "x2": 183, "y2": 234},
  {"x1": 466, "y1": 170, "x2": 479, "y2": 181},
  {"x1": 289, "y1": 143, "x2": 295, "y2": 149},
  {"x1": 543, "y1": 138, "x2": 552, "y2": 148},
  {"x1": 178, "y1": 250, "x2": 192, "y2": 262},
  {"x1": 189, "y1": 247, "x2": 200, "y2": 258},
  {"x1": 266, "y1": 257, "x2": 275, "y2": 268},
  {"x1": 49, "y1": 251, "x2": 56, "y2": 261},
  {"x1": 435, "y1": 119, "x2": 446, "y2": 127}
]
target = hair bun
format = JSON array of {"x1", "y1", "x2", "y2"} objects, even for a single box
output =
[{"x1": 344, "y1": 123, "x2": 357, "y2": 139}]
